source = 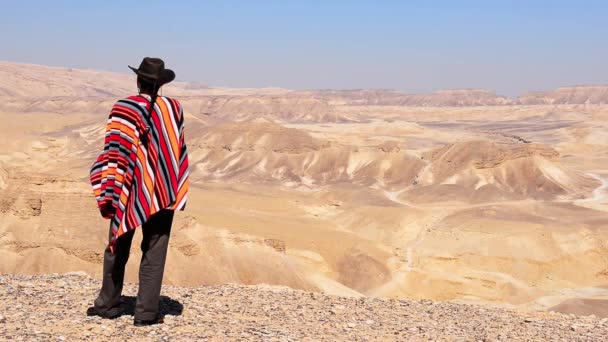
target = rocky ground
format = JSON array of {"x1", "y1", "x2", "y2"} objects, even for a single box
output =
[{"x1": 0, "y1": 273, "x2": 606, "y2": 341}]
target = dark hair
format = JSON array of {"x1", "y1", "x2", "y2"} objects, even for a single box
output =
[{"x1": 138, "y1": 76, "x2": 159, "y2": 95}]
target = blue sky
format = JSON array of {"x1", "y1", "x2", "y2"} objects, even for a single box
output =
[{"x1": 1, "y1": 0, "x2": 607, "y2": 96}]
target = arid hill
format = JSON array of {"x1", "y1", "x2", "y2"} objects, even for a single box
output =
[
  {"x1": 182, "y1": 95, "x2": 347, "y2": 122},
  {"x1": 188, "y1": 120, "x2": 425, "y2": 187},
  {"x1": 401, "y1": 89, "x2": 511, "y2": 107},
  {"x1": 518, "y1": 86, "x2": 608, "y2": 105},
  {"x1": 309, "y1": 86, "x2": 608, "y2": 107},
  {"x1": 1, "y1": 61, "x2": 608, "y2": 319},
  {"x1": 402, "y1": 140, "x2": 599, "y2": 203},
  {"x1": 0, "y1": 61, "x2": 221, "y2": 98},
  {"x1": 0, "y1": 61, "x2": 132, "y2": 97},
  {"x1": 187, "y1": 124, "x2": 599, "y2": 202},
  {"x1": 0, "y1": 95, "x2": 345, "y2": 123},
  {"x1": 0, "y1": 62, "x2": 345, "y2": 123},
  {"x1": 304, "y1": 89, "x2": 511, "y2": 106},
  {"x1": 3, "y1": 61, "x2": 608, "y2": 110}
]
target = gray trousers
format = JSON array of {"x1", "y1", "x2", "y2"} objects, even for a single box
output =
[{"x1": 94, "y1": 210, "x2": 174, "y2": 320}]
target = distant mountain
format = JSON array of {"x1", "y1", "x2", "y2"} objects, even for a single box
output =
[
  {"x1": 0, "y1": 61, "x2": 345, "y2": 123},
  {"x1": 2, "y1": 61, "x2": 608, "y2": 108},
  {"x1": 302, "y1": 89, "x2": 512, "y2": 106},
  {"x1": 401, "y1": 89, "x2": 512, "y2": 107},
  {"x1": 306, "y1": 87, "x2": 608, "y2": 107},
  {"x1": 0, "y1": 61, "x2": 132, "y2": 97},
  {"x1": 517, "y1": 86, "x2": 608, "y2": 105},
  {"x1": 186, "y1": 95, "x2": 349, "y2": 123},
  {"x1": 0, "y1": 61, "x2": 282, "y2": 98}
]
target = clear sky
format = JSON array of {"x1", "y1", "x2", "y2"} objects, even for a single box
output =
[{"x1": 1, "y1": 0, "x2": 606, "y2": 96}]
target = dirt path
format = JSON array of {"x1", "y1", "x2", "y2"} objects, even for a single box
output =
[{"x1": 378, "y1": 190, "x2": 451, "y2": 296}]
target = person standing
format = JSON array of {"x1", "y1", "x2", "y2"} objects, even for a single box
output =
[{"x1": 87, "y1": 57, "x2": 189, "y2": 326}]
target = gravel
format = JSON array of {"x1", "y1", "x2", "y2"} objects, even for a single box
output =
[{"x1": 0, "y1": 273, "x2": 606, "y2": 341}]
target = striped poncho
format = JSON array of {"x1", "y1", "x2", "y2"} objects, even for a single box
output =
[{"x1": 90, "y1": 95, "x2": 189, "y2": 251}]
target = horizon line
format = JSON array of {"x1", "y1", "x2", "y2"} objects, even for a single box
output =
[{"x1": 1, "y1": 59, "x2": 607, "y2": 99}]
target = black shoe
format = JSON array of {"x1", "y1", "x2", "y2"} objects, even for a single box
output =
[
  {"x1": 133, "y1": 316, "x2": 164, "y2": 327},
  {"x1": 86, "y1": 306, "x2": 123, "y2": 319}
]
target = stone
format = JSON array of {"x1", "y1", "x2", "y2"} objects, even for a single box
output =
[{"x1": 65, "y1": 271, "x2": 88, "y2": 277}]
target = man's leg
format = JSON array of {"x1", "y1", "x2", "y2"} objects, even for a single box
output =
[
  {"x1": 134, "y1": 210, "x2": 174, "y2": 321},
  {"x1": 94, "y1": 228, "x2": 135, "y2": 312}
]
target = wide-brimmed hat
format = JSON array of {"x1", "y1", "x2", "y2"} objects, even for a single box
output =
[{"x1": 128, "y1": 57, "x2": 175, "y2": 85}]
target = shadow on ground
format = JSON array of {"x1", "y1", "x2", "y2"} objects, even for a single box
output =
[{"x1": 118, "y1": 295, "x2": 184, "y2": 317}]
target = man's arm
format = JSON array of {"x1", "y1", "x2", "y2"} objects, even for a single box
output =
[{"x1": 90, "y1": 105, "x2": 137, "y2": 218}]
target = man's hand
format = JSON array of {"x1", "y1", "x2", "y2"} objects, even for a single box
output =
[{"x1": 99, "y1": 201, "x2": 115, "y2": 219}]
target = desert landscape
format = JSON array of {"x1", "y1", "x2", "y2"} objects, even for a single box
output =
[{"x1": 1, "y1": 60, "x2": 608, "y2": 325}]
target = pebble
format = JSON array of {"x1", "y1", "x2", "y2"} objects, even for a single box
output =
[{"x1": 1, "y1": 273, "x2": 607, "y2": 341}]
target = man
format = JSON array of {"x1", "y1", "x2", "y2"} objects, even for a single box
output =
[{"x1": 87, "y1": 57, "x2": 189, "y2": 326}]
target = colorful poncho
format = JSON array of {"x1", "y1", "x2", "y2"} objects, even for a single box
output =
[{"x1": 90, "y1": 95, "x2": 189, "y2": 251}]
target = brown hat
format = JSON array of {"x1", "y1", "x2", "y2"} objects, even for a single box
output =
[{"x1": 128, "y1": 57, "x2": 175, "y2": 85}]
